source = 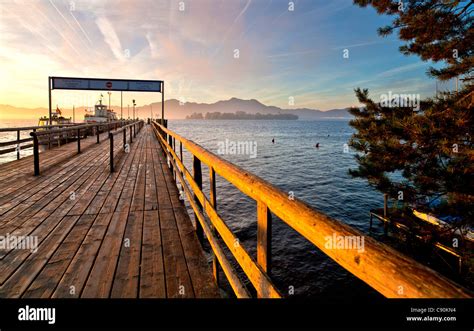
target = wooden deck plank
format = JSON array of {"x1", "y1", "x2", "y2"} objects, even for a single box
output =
[
  {"x1": 33, "y1": 133, "x2": 145, "y2": 298},
  {"x1": 159, "y1": 207, "x2": 195, "y2": 298},
  {"x1": 52, "y1": 213, "x2": 114, "y2": 298},
  {"x1": 130, "y1": 143, "x2": 146, "y2": 212},
  {"x1": 0, "y1": 215, "x2": 82, "y2": 298},
  {"x1": 22, "y1": 214, "x2": 98, "y2": 298},
  {"x1": 81, "y1": 211, "x2": 129, "y2": 298},
  {"x1": 0, "y1": 125, "x2": 220, "y2": 298},
  {"x1": 144, "y1": 147, "x2": 159, "y2": 211},
  {"x1": 110, "y1": 211, "x2": 144, "y2": 298},
  {"x1": 0, "y1": 146, "x2": 108, "y2": 219},
  {"x1": 0, "y1": 150, "x2": 110, "y2": 252},
  {"x1": 139, "y1": 210, "x2": 166, "y2": 297},
  {"x1": 0, "y1": 131, "x2": 110, "y2": 187}
]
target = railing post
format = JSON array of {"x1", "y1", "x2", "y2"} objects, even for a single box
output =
[
  {"x1": 123, "y1": 128, "x2": 126, "y2": 150},
  {"x1": 133, "y1": 123, "x2": 136, "y2": 138},
  {"x1": 109, "y1": 132, "x2": 114, "y2": 172},
  {"x1": 172, "y1": 137, "x2": 176, "y2": 181},
  {"x1": 32, "y1": 131, "x2": 40, "y2": 176},
  {"x1": 209, "y1": 167, "x2": 219, "y2": 285},
  {"x1": 77, "y1": 128, "x2": 81, "y2": 153},
  {"x1": 16, "y1": 129, "x2": 20, "y2": 160},
  {"x1": 193, "y1": 156, "x2": 204, "y2": 244},
  {"x1": 169, "y1": 134, "x2": 175, "y2": 179},
  {"x1": 257, "y1": 200, "x2": 272, "y2": 277},
  {"x1": 97, "y1": 125, "x2": 100, "y2": 143},
  {"x1": 130, "y1": 126, "x2": 133, "y2": 144}
]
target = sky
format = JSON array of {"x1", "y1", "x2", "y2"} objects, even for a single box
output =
[{"x1": 0, "y1": 0, "x2": 457, "y2": 114}]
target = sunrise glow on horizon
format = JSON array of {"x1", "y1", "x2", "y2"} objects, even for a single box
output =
[{"x1": 0, "y1": 0, "x2": 448, "y2": 113}]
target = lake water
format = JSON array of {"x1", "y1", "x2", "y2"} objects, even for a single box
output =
[
  {"x1": 0, "y1": 119, "x2": 38, "y2": 164},
  {"x1": 168, "y1": 119, "x2": 386, "y2": 298},
  {"x1": 0, "y1": 118, "x2": 387, "y2": 298}
]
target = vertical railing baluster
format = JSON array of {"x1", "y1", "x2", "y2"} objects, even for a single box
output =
[
  {"x1": 123, "y1": 127, "x2": 126, "y2": 149},
  {"x1": 257, "y1": 200, "x2": 272, "y2": 281},
  {"x1": 109, "y1": 132, "x2": 114, "y2": 172},
  {"x1": 16, "y1": 129, "x2": 20, "y2": 160},
  {"x1": 77, "y1": 128, "x2": 81, "y2": 153},
  {"x1": 32, "y1": 131, "x2": 39, "y2": 176},
  {"x1": 209, "y1": 167, "x2": 219, "y2": 285},
  {"x1": 193, "y1": 156, "x2": 204, "y2": 244},
  {"x1": 172, "y1": 137, "x2": 176, "y2": 181},
  {"x1": 168, "y1": 134, "x2": 174, "y2": 179}
]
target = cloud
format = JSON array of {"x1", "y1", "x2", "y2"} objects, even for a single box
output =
[
  {"x1": 95, "y1": 15, "x2": 125, "y2": 62},
  {"x1": 377, "y1": 62, "x2": 428, "y2": 78},
  {"x1": 0, "y1": 0, "x2": 436, "y2": 111}
]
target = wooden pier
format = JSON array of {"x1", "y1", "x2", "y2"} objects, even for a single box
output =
[
  {"x1": 0, "y1": 124, "x2": 219, "y2": 298},
  {"x1": 0, "y1": 121, "x2": 471, "y2": 299}
]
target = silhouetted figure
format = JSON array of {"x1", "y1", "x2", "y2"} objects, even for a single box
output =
[
  {"x1": 272, "y1": 138, "x2": 275, "y2": 144},
  {"x1": 315, "y1": 143, "x2": 320, "y2": 148}
]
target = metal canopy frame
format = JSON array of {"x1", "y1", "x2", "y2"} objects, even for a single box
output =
[{"x1": 48, "y1": 76, "x2": 164, "y2": 124}]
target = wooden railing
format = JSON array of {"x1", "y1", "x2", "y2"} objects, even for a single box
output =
[
  {"x1": 109, "y1": 121, "x2": 144, "y2": 172},
  {"x1": 0, "y1": 124, "x2": 76, "y2": 160},
  {"x1": 30, "y1": 120, "x2": 132, "y2": 175},
  {"x1": 151, "y1": 120, "x2": 472, "y2": 299}
]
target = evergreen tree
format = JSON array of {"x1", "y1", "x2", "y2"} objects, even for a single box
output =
[{"x1": 349, "y1": 0, "x2": 473, "y2": 221}]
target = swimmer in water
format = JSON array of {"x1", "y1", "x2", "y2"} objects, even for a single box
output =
[
  {"x1": 315, "y1": 143, "x2": 319, "y2": 148},
  {"x1": 272, "y1": 138, "x2": 275, "y2": 144}
]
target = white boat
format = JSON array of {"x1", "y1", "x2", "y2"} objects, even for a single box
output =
[
  {"x1": 412, "y1": 209, "x2": 474, "y2": 242},
  {"x1": 38, "y1": 106, "x2": 72, "y2": 127},
  {"x1": 84, "y1": 95, "x2": 117, "y2": 123}
]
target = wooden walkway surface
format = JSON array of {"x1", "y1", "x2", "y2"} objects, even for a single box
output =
[{"x1": 0, "y1": 125, "x2": 220, "y2": 298}]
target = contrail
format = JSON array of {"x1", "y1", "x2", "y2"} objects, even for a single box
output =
[
  {"x1": 70, "y1": 9, "x2": 93, "y2": 45},
  {"x1": 2, "y1": 5, "x2": 76, "y2": 66},
  {"x1": 211, "y1": 0, "x2": 253, "y2": 58},
  {"x1": 48, "y1": 0, "x2": 92, "y2": 51},
  {"x1": 233, "y1": 0, "x2": 252, "y2": 24},
  {"x1": 31, "y1": 2, "x2": 82, "y2": 58}
]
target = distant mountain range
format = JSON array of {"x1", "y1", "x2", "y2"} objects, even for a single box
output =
[
  {"x1": 0, "y1": 98, "x2": 352, "y2": 120},
  {"x1": 146, "y1": 98, "x2": 352, "y2": 120}
]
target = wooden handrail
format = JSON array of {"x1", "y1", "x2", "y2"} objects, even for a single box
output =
[
  {"x1": 151, "y1": 120, "x2": 472, "y2": 298},
  {"x1": 0, "y1": 122, "x2": 132, "y2": 161},
  {"x1": 0, "y1": 124, "x2": 76, "y2": 132},
  {"x1": 30, "y1": 120, "x2": 135, "y2": 176},
  {"x1": 33, "y1": 120, "x2": 130, "y2": 137}
]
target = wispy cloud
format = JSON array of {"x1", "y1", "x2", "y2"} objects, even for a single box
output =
[
  {"x1": 95, "y1": 16, "x2": 126, "y2": 62},
  {"x1": 377, "y1": 62, "x2": 428, "y2": 78},
  {"x1": 0, "y1": 0, "x2": 435, "y2": 111}
]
